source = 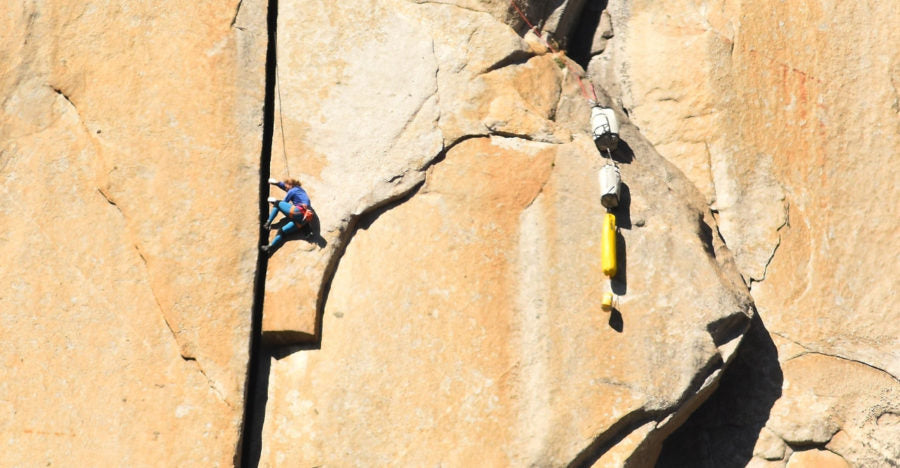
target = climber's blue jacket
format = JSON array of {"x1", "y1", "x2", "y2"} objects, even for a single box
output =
[{"x1": 277, "y1": 182, "x2": 311, "y2": 208}]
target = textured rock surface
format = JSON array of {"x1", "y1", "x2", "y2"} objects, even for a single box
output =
[
  {"x1": 0, "y1": 1, "x2": 265, "y2": 464},
  {"x1": 784, "y1": 449, "x2": 850, "y2": 468},
  {"x1": 256, "y1": 1, "x2": 753, "y2": 463},
  {"x1": 597, "y1": 0, "x2": 900, "y2": 466},
  {"x1": 259, "y1": 128, "x2": 752, "y2": 465},
  {"x1": 261, "y1": 0, "x2": 445, "y2": 342},
  {"x1": 4, "y1": 0, "x2": 896, "y2": 465},
  {"x1": 260, "y1": 0, "x2": 613, "y2": 345}
]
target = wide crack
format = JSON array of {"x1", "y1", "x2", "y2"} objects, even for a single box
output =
[{"x1": 236, "y1": 0, "x2": 278, "y2": 464}]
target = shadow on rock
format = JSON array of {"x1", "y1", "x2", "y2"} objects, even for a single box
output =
[
  {"x1": 611, "y1": 182, "x2": 629, "y2": 296},
  {"x1": 606, "y1": 139, "x2": 634, "y2": 165},
  {"x1": 608, "y1": 307, "x2": 624, "y2": 332},
  {"x1": 655, "y1": 310, "x2": 784, "y2": 467},
  {"x1": 238, "y1": 346, "x2": 272, "y2": 468},
  {"x1": 613, "y1": 182, "x2": 632, "y2": 229},
  {"x1": 269, "y1": 213, "x2": 328, "y2": 254}
]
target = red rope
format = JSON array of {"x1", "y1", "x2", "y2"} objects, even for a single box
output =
[{"x1": 508, "y1": 0, "x2": 596, "y2": 102}]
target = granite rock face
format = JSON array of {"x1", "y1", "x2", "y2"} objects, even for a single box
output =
[
  {"x1": 259, "y1": 115, "x2": 753, "y2": 466},
  {"x1": 3, "y1": 0, "x2": 895, "y2": 465},
  {"x1": 0, "y1": 1, "x2": 266, "y2": 465},
  {"x1": 595, "y1": 0, "x2": 900, "y2": 466},
  {"x1": 256, "y1": 0, "x2": 752, "y2": 465}
]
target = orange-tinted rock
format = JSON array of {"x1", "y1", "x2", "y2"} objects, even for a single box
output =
[
  {"x1": 258, "y1": 35, "x2": 753, "y2": 462},
  {"x1": 0, "y1": 0, "x2": 266, "y2": 464},
  {"x1": 599, "y1": 0, "x2": 900, "y2": 464}
]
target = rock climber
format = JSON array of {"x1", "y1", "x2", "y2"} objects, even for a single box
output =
[{"x1": 261, "y1": 177, "x2": 314, "y2": 254}]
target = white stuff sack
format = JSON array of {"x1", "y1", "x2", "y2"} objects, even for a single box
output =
[
  {"x1": 599, "y1": 163, "x2": 621, "y2": 209},
  {"x1": 591, "y1": 106, "x2": 620, "y2": 151}
]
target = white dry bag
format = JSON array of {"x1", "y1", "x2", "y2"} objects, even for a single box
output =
[
  {"x1": 599, "y1": 164, "x2": 621, "y2": 209},
  {"x1": 591, "y1": 106, "x2": 620, "y2": 151}
]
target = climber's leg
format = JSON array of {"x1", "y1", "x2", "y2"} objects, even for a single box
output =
[
  {"x1": 276, "y1": 201, "x2": 293, "y2": 217},
  {"x1": 264, "y1": 201, "x2": 295, "y2": 230},
  {"x1": 266, "y1": 221, "x2": 297, "y2": 250}
]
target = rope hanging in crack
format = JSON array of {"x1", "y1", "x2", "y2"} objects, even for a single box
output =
[{"x1": 508, "y1": 0, "x2": 598, "y2": 103}]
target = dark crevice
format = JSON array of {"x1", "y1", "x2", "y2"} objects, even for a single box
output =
[
  {"x1": 570, "y1": 340, "x2": 732, "y2": 466},
  {"x1": 489, "y1": 129, "x2": 539, "y2": 141},
  {"x1": 568, "y1": 0, "x2": 606, "y2": 68},
  {"x1": 50, "y1": 86, "x2": 75, "y2": 108},
  {"x1": 481, "y1": 49, "x2": 535, "y2": 74},
  {"x1": 705, "y1": 311, "x2": 751, "y2": 351},
  {"x1": 784, "y1": 438, "x2": 836, "y2": 453},
  {"x1": 568, "y1": 409, "x2": 660, "y2": 468},
  {"x1": 657, "y1": 312, "x2": 784, "y2": 467},
  {"x1": 697, "y1": 213, "x2": 717, "y2": 260},
  {"x1": 236, "y1": 0, "x2": 278, "y2": 465}
]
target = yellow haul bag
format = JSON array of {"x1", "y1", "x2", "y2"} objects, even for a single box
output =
[{"x1": 601, "y1": 212, "x2": 617, "y2": 277}]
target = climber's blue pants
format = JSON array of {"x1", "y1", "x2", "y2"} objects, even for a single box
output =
[
  {"x1": 267, "y1": 201, "x2": 294, "y2": 224},
  {"x1": 267, "y1": 201, "x2": 309, "y2": 248},
  {"x1": 270, "y1": 221, "x2": 304, "y2": 248}
]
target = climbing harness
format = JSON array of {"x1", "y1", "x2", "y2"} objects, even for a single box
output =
[
  {"x1": 268, "y1": 195, "x2": 313, "y2": 223},
  {"x1": 289, "y1": 203, "x2": 314, "y2": 223}
]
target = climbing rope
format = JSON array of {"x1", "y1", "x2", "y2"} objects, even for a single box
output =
[
  {"x1": 275, "y1": 53, "x2": 291, "y2": 178},
  {"x1": 604, "y1": 148, "x2": 615, "y2": 166},
  {"x1": 508, "y1": 0, "x2": 598, "y2": 103}
]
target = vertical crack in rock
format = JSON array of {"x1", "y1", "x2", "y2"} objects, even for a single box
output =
[
  {"x1": 237, "y1": 0, "x2": 278, "y2": 465},
  {"x1": 749, "y1": 202, "x2": 790, "y2": 287},
  {"x1": 567, "y1": 0, "x2": 605, "y2": 68}
]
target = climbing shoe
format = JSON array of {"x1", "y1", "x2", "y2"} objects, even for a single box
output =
[{"x1": 267, "y1": 196, "x2": 278, "y2": 204}]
